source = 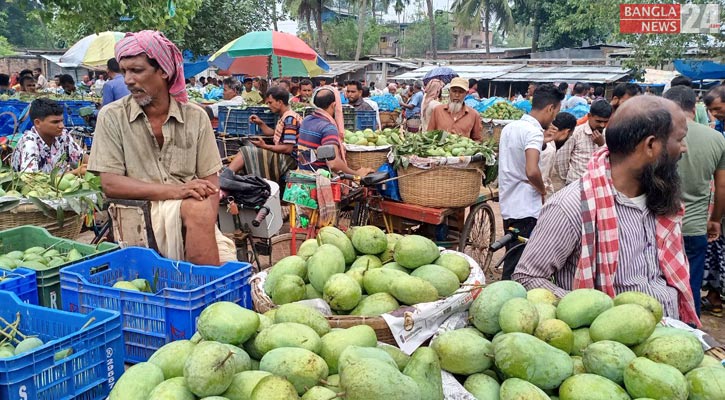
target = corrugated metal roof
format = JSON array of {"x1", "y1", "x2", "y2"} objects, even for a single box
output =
[
  {"x1": 493, "y1": 66, "x2": 632, "y2": 83},
  {"x1": 393, "y1": 64, "x2": 525, "y2": 80},
  {"x1": 318, "y1": 61, "x2": 373, "y2": 78},
  {"x1": 40, "y1": 54, "x2": 82, "y2": 69}
]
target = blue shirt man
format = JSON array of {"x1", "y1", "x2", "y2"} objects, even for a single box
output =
[{"x1": 102, "y1": 58, "x2": 130, "y2": 107}]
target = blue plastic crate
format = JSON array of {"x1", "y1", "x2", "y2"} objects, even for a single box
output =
[
  {"x1": 60, "y1": 100, "x2": 95, "y2": 128},
  {"x1": 0, "y1": 291, "x2": 123, "y2": 400},
  {"x1": 59, "y1": 247, "x2": 254, "y2": 363},
  {"x1": 355, "y1": 110, "x2": 378, "y2": 130},
  {"x1": 0, "y1": 267, "x2": 38, "y2": 305},
  {"x1": 218, "y1": 106, "x2": 278, "y2": 136}
]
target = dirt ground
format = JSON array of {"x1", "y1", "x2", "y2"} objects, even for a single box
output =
[{"x1": 81, "y1": 202, "x2": 725, "y2": 345}]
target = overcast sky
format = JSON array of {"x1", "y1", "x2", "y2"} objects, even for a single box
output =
[{"x1": 277, "y1": 0, "x2": 456, "y2": 34}]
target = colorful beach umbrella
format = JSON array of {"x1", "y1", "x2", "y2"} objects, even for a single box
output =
[
  {"x1": 60, "y1": 31, "x2": 126, "y2": 67},
  {"x1": 209, "y1": 31, "x2": 329, "y2": 78}
]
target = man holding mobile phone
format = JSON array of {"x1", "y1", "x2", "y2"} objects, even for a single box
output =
[{"x1": 227, "y1": 86, "x2": 301, "y2": 183}]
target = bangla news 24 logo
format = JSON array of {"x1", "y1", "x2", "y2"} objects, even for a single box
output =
[{"x1": 619, "y1": 3, "x2": 722, "y2": 34}]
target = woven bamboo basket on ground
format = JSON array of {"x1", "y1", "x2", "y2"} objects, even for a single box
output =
[
  {"x1": 0, "y1": 204, "x2": 83, "y2": 239},
  {"x1": 706, "y1": 346, "x2": 725, "y2": 361},
  {"x1": 346, "y1": 149, "x2": 390, "y2": 171},
  {"x1": 397, "y1": 163, "x2": 483, "y2": 208},
  {"x1": 250, "y1": 274, "x2": 397, "y2": 345},
  {"x1": 379, "y1": 111, "x2": 400, "y2": 128}
]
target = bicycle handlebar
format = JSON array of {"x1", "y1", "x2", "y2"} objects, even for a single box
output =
[
  {"x1": 252, "y1": 206, "x2": 270, "y2": 227},
  {"x1": 489, "y1": 228, "x2": 528, "y2": 251}
]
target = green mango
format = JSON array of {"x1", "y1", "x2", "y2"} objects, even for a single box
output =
[
  {"x1": 259, "y1": 348, "x2": 329, "y2": 395},
  {"x1": 66, "y1": 248, "x2": 83, "y2": 262},
  {"x1": 589, "y1": 304, "x2": 656, "y2": 346},
  {"x1": 494, "y1": 333, "x2": 574, "y2": 390},
  {"x1": 250, "y1": 376, "x2": 300, "y2": 400},
  {"x1": 339, "y1": 358, "x2": 420, "y2": 400},
  {"x1": 23, "y1": 246, "x2": 46, "y2": 255},
  {"x1": 581, "y1": 340, "x2": 636, "y2": 385},
  {"x1": 640, "y1": 330, "x2": 704, "y2": 373},
  {"x1": 431, "y1": 329, "x2": 493, "y2": 375},
  {"x1": 570, "y1": 327, "x2": 592, "y2": 356},
  {"x1": 109, "y1": 362, "x2": 165, "y2": 400},
  {"x1": 377, "y1": 343, "x2": 410, "y2": 371},
  {"x1": 264, "y1": 255, "x2": 308, "y2": 294},
  {"x1": 273, "y1": 303, "x2": 331, "y2": 337},
  {"x1": 410, "y1": 264, "x2": 460, "y2": 297},
  {"x1": 222, "y1": 370, "x2": 272, "y2": 400},
  {"x1": 350, "y1": 292, "x2": 399, "y2": 316},
  {"x1": 499, "y1": 298, "x2": 539, "y2": 335},
  {"x1": 388, "y1": 275, "x2": 439, "y2": 305},
  {"x1": 402, "y1": 347, "x2": 443, "y2": 400},
  {"x1": 393, "y1": 235, "x2": 439, "y2": 269},
  {"x1": 686, "y1": 366, "x2": 725, "y2": 400},
  {"x1": 556, "y1": 289, "x2": 613, "y2": 329},
  {"x1": 254, "y1": 323, "x2": 322, "y2": 356},
  {"x1": 320, "y1": 325, "x2": 377, "y2": 374},
  {"x1": 613, "y1": 291, "x2": 664, "y2": 322},
  {"x1": 559, "y1": 373, "x2": 630, "y2": 400},
  {"x1": 338, "y1": 346, "x2": 398, "y2": 375},
  {"x1": 470, "y1": 280, "x2": 527, "y2": 335},
  {"x1": 534, "y1": 319, "x2": 573, "y2": 354},
  {"x1": 433, "y1": 253, "x2": 470, "y2": 282},
  {"x1": 147, "y1": 377, "x2": 196, "y2": 400},
  {"x1": 499, "y1": 378, "x2": 551, "y2": 400},
  {"x1": 464, "y1": 373, "x2": 500, "y2": 400},
  {"x1": 317, "y1": 226, "x2": 356, "y2": 265},
  {"x1": 4, "y1": 251, "x2": 24, "y2": 260},
  {"x1": 148, "y1": 340, "x2": 196, "y2": 379},
  {"x1": 307, "y1": 244, "x2": 346, "y2": 293},
  {"x1": 623, "y1": 357, "x2": 688, "y2": 400}
]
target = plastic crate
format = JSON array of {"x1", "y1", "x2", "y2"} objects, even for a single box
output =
[
  {"x1": 60, "y1": 247, "x2": 254, "y2": 364},
  {"x1": 0, "y1": 267, "x2": 38, "y2": 305},
  {"x1": 355, "y1": 110, "x2": 378, "y2": 130},
  {"x1": 60, "y1": 100, "x2": 96, "y2": 129},
  {"x1": 343, "y1": 106, "x2": 356, "y2": 130},
  {"x1": 0, "y1": 291, "x2": 123, "y2": 400},
  {"x1": 218, "y1": 106, "x2": 278, "y2": 136},
  {"x1": 0, "y1": 226, "x2": 119, "y2": 309}
]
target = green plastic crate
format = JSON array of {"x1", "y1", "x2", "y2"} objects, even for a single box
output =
[{"x1": 0, "y1": 225, "x2": 118, "y2": 308}]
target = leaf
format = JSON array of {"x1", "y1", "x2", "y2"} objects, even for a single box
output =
[
  {"x1": 0, "y1": 199, "x2": 21, "y2": 213},
  {"x1": 56, "y1": 206, "x2": 66, "y2": 228},
  {"x1": 27, "y1": 196, "x2": 56, "y2": 219}
]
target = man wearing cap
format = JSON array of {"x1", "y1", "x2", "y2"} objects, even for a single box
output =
[
  {"x1": 427, "y1": 77, "x2": 483, "y2": 141},
  {"x1": 87, "y1": 30, "x2": 236, "y2": 266}
]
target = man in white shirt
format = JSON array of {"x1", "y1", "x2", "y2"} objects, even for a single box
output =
[
  {"x1": 208, "y1": 78, "x2": 246, "y2": 118},
  {"x1": 498, "y1": 83, "x2": 565, "y2": 279},
  {"x1": 563, "y1": 82, "x2": 589, "y2": 109},
  {"x1": 33, "y1": 68, "x2": 48, "y2": 90}
]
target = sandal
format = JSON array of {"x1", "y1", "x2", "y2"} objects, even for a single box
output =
[{"x1": 701, "y1": 297, "x2": 723, "y2": 317}]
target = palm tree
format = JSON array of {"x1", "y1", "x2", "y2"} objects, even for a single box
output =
[
  {"x1": 285, "y1": 0, "x2": 316, "y2": 45},
  {"x1": 355, "y1": 0, "x2": 368, "y2": 60},
  {"x1": 426, "y1": 0, "x2": 437, "y2": 59},
  {"x1": 512, "y1": 0, "x2": 543, "y2": 52},
  {"x1": 452, "y1": 0, "x2": 514, "y2": 55}
]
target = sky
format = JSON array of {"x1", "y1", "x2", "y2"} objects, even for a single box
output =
[{"x1": 276, "y1": 0, "x2": 456, "y2": 34}]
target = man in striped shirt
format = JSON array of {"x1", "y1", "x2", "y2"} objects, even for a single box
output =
[
  {"x1": 513, "y1": 96, "x2": 690, "y2": 319},
  {"x1": 297, "y1": 88, "x2": 372, "y2": 177}
]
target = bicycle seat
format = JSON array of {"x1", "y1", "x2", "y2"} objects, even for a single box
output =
[{"x1": 361, "y1": 172, "x2": 389, "y2": 186}]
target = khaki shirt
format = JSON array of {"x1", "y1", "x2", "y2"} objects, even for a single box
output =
[
  {"x1": 427, "y1": 104, "x2": 483, "y2": 141},
  {"x1": 88, "y1": 96, "x2": 221, "y2": 185}
]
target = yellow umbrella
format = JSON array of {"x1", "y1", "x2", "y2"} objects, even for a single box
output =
[{"x1": 60, "y1": 32, "x2": 126, "y2": 67}]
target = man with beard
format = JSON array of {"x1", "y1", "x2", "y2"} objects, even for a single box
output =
[
  {"x1": 88, "y1": 30, "x2": 235, "y2": 266},
  {"x1": 427, "y1": 77, "x2": 482, "y2": 140},
  {"x1": 513, "y1": 96, "x2": 700, "y2": 327},
  {"x1": 498, "y1": 83, "x2": 564, "y2": 280},
  {"x1": 555, "y1": 100, "x2": 612, "y2": 185},
  {"x1": 664, "y1": 85, "x2": 725, "y2": 317}
]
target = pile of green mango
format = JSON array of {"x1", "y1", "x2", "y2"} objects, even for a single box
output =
[
  {"x1": 263, "y1": 225, "x2": 471, "y2": 315},
  {"x1": 440, "y1": 282, "x2": 724, "y2": 400},
  {"x1": 480, "y1": 101, "x2": 524, "y2": 120},
  {"x1": 110, "y1": 300, "x2": 443, "y2": 400},
  {"x1": 343, "y1": 128, "x2": 402, "y2": 147},
  {"x1": 0, "y1": 169, "x2": 100, "y2": 200},
  {"x1": 0, "y1": 246, "x2": 83, "y2": 271}
]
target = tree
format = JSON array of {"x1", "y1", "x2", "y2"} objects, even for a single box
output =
[
  {"x1": 39, "y1": 0, "x2": 203, "y2": 45},
  {"x1": 403, "y1": 13, "x2": 452, "y2": 57},
  {"x1": 0, "y1": 36, "x2": 14, "y2": 56},
  {"x1": 538, "y1": 0, "x2": 617, "y2": 49},
  {"x1": 181, "y1": 0, "x2": 270, "y2": 57},
  {"x1": 0, "y1": 0, "x2": 56, "y2": 49},
  {"x1": 425, "y1": 0, "x2": 437, "y2": 58},
  {"x1": 355, "y1": 0, "x2": 368, "y2": 60},
  {"x1": 285, "y1": 0, "x2": 316, "y2": 38},
  {"x1": 510, "y1": 0, "x2": 546, "y2": 52},
  {"x1": 324, "y1": 18, "x2": 392, "y2": 59},
  {"x1": 452, "y1": 0, "x2": 514, "y2": 55}
]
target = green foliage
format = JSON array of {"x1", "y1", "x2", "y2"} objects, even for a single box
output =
[
  {"x1": 0, "y1": 1, "x2": 56, "y2": 49},
  {"x1": 538, "y1": 0, "x2": 618, "y2": 49},
  {"x1": 324, "y1": 19, "x2": 395, "y2": 59},
  {"x1": 452, "y1": 0, "x2": 514, "y2": 33},
  {"x1": 0, "y1": 36, "x2": 14, "y2": 56},
  {"x1": 180, "y1": 0, "x2": 271, "y2": 56},
  {"x1": 39, "y1": 0, "x2": 203, "y2": 45},
  {"x1": 403, "y1": 13, "x2": 452, "y2": 57}
]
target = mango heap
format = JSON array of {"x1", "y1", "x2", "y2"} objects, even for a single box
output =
[
  {"x1": 0, "y1": 245, "x2": 83, "y2": 271},
  {"x1": 480, "y1": 102, "x2": 524, "y2": 120},
  {"x1": 109, "y1": 300, "x2": 445, "y2": 400},
  {"x1": 393, "y1": 130, "x2": 496, "y2": 158},
  {"x1": 443, "y1": 282, "x2": 723, "y2": 400},
  {"x1": 263, "y1": 226, "x2": 471, "y2": 314},
  {"x1": 0, "y1": 170, "x2": 98, "y2": 199},
  {"x1": 343, "y1": 128, "x2": 402, "y2": 147}
]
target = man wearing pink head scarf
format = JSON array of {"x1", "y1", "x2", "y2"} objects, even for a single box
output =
[{"x1": 88, "y1": 30, "x2": 235, "y2": 266}]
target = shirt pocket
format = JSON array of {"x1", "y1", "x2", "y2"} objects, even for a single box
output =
[{"x1": 169, "y1": 131, "x2": 196, "y2": 180}]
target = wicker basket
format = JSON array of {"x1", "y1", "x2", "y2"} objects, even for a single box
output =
[
  {"x1": 0, "y1": 204, "x2": 83, "y2": 239},
  {"x1": 250, "y1": 274, "x2": 397, "y2": 345},
  {"x1": 482, "y1": 119, "x2": 514, "y2": 145},
  {"x1": 379, "y1": 111, "x2": 400, "y2": 128},
  {"x1": 346, "y1": 148, "x2": 390, "y2": 171},
  {"x1": 397, "y1": 163, "x2": 483, "y2": 208}
]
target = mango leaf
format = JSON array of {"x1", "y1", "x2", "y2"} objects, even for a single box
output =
[
  {"x1": 27, "y1": 196, "x2": 56, "y2": 219},
  {"x1": 56, "y1": 206, "x2": 66, "y2": 228},
  {"x1": 0, "y1": 199, "x2": 21, "y2": 213}
]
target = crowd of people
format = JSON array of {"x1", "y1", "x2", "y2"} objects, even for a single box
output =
[
  {"x1": 498, "y1": 78, "x2": 725, "y2": 327},
  {"x1": 4, "y1": 29, "x2": 725, "y2": 329}
]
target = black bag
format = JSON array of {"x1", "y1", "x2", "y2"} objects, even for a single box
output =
[{"x1": 219, "y1": 168, "x2": 271, "y2": 208}]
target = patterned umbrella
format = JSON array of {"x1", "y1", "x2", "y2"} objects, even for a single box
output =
[
  {"x1": 59, "y1": 31, "x2": 126, "y2": 67},
  {"x1": 423, "y1": 67, "x2": 459, "y2": 85},
  {"x1": 209, "y1": 31, "x2": 329, "y2": 78}
]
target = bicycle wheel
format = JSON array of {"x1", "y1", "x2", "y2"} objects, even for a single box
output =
[
  {"x1": 459, "y1": 202, "x2": 496, "y2": 275},
  {"x1": 268, "y1": 232, "x2": 309, "y2": 268}
]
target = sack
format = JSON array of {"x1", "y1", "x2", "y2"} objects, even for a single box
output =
[
  {"x1": 376, "y1": 163, "x2": 401, "y2": 201},
  {"x1": 219, "y1": 168, "x2": 271, "y2": 208}
]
